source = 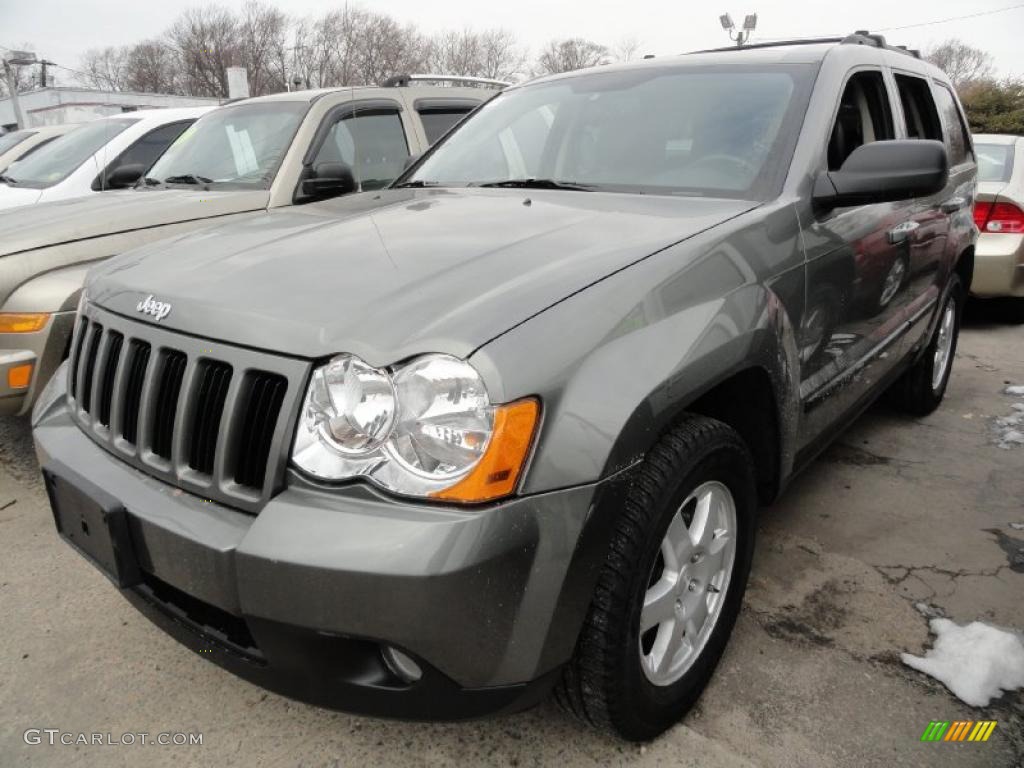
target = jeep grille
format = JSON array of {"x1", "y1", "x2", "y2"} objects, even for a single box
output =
[{"x1": 67, "y1": 304, "x2": 309, "y2": 514}]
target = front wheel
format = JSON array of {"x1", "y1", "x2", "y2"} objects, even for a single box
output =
[
  {"x1": 891, "y1": 275, "x2": 962, "y2": 416},
  {"x1": 554, "y1": 415, "x2": 757, "y2": 741}
]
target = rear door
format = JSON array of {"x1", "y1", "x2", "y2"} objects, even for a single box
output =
[{"x1": 890, "y1": 72, "x2": 972, "y2": 349}]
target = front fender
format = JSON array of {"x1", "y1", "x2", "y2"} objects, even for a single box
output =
[{"x1": 471, "y1": 217, "x2": 804, "y2": 496}]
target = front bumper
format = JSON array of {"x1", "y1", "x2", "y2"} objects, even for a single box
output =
[
  {"x1": 33, "y1": 376, "x2": 623, "y2": 719},
  {"x1": 972, "y1": 233, "x2": 1024, "y2": 297},
  {"x1": 0, "y1": 311, "x2": 75, "y2": 417}
]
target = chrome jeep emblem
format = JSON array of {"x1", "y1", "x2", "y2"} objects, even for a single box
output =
[{"x1": 136, "y1": 294, "x2": 172, "y2": 321}]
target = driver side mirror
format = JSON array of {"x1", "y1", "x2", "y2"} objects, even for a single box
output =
[
  {"x1": 299, "y1": 162, "x2": 357, "y2": 202},
  {"x1": 813, "y1": 140, "x2": 948, "y2": 209},
  {"x1": 97, "y1": 163, "x2": 145, "y2": 191}
]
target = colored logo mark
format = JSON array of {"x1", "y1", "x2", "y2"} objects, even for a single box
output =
[{"x1": 920, "y1": 721, "x2": 998, "y2": 742}]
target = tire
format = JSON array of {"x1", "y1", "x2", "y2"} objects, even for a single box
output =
[
  {"x1": 891, "y1": 275, "x2": 962, "y2": 416},
  {"x1": 554, "y1": 415, "x2": 757, "y2": 741}
]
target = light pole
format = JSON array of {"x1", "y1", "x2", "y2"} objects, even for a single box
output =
[
  {"x1": 2, "y1": 50, "x2": 37, "y2": 129},
  {"x1": 719, "y1": 13, "x2": 758, "y2": 47}
]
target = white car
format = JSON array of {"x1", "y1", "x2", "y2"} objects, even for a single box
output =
[
  {"x1": 0, "y1": 123, "x2": 80, "y2": 173},
  {"x1": 0, "y1": 107, "x2": 213, "y2": 210}
]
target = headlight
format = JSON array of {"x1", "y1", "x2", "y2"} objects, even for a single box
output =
[{"x1": 292, "y1": 353, "x2": 538, "y2": 503}]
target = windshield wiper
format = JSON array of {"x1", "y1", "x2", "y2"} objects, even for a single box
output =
[
  {"x1": 392, "y1": 179, "x2": 439, "y2": 188},
  {"x1": 163, "y1": 173, "x2": 213, "y2": 186},
  {"x1": 475, "y1": 178, "x2": 594, "y2": 191},
  {"x1": 0, "y1": 174, "x2": 18, "y2": 185}
]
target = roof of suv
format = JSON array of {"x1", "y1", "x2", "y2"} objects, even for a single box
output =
[
  {"x1": 246, "y1": 83, "x2": 504, "y2": 105},
  {"x1": 528, "y1": 32, "x2": 949, "y2": 87}
]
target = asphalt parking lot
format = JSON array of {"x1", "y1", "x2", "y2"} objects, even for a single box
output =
[{"x1": 1, "y1": 302, "x2": 1022, "y2": 768}]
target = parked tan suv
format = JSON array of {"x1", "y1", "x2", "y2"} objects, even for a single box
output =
[{"x1": 0, "y1": 77, "x2": 498, "y2": 416}]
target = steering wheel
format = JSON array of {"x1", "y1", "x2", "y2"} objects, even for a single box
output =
[{"x1": 685, "y1": 154, "x2": 758, "y2": 179}]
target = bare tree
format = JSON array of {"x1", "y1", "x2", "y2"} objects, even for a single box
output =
[
  {"x1": 125, "y1": 41, "x2": 181, "y2": 94},
  {"x1": 612, "y1": 36, "x2": 641, "y2": 63},
  {"x1": 478, "y1": 29, "x2": 525, "y2": 80},
  {"x1": 353, "y1": 13, "x2": 426, "y2": 86},
  {"x1": 79, "y1": 46, "x2": 131, "y2": 91},
  {"x1": 169, "y1": 5, "x2": 241, "y2": 97},
  {"x1": 535, "y1": 38, "x2": 610, "y2": 75},
  {"x1": 925, "y1": 39, "x2": 994, "y2": 89},
  {"x1": 237, "y1": 0, "x2": 288, "y2": 95},
  {"x1": 424, "y1": 28, "x2": 523, "y2": 80}
]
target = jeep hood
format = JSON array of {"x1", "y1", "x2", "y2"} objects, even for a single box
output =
[
  {"x1": 87, "y1": 188, "x2": 756, "y2": 364},
  {"x1": 0, "y1": 188, "x2": 269, "y2": 257}
]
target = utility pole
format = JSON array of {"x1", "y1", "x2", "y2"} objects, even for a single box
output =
[
  {"x1": 39, "y1": 60, "x2": 55, "y2": 89},
  {"x1": 719, "y1": 13, "x2": 758, "y2": 47},
  {"x1": 2, "y1": 51, "x2": 37, "y2": 129}
]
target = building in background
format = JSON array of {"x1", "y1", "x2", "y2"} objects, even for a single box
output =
[{"x1": 0, "y1": 87, "x2": 222, "y2": 132}]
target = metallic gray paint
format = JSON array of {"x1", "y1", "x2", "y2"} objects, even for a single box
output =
[{"x1": 34, "y1": 43, "x2": 978, "y2": 708}]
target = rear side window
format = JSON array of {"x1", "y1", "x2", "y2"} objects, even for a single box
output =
[
  {"x1": 312, "y1": 109, "x2": 409, "y2": 191},
  {"x1": 975, "y1": 143, "x2": 1015, "y2": 183},
  {"x1": 895, "y1": 74, "x2": 942, "y2": 141},
  {"x1": 828, "y1": 70, "x2": 895, "y2": 171},
  {"x1": 96, "y1": 120, "x2": 195, "y2": 190},
  {"x1": 932, "y1": 85, "x2": 972, "y2": 165},
  {"x1": 418, "y1": 109, "x2": 473, "y2": 144}
]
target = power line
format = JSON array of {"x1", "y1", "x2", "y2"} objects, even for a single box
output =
[
  {"x1": 876, "y1": 2, "x2": 1024, "y2": 32},
  {"x1": 750, "y1": 2, "x2": 1024, "y2": 43}
]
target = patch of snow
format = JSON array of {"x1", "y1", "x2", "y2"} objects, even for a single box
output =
[
  {"x1": 998, "y1": 429, "x2": 1024, "y2": 449},
  {"x1": 1006, "y1": 385, "x2": 1024, "y2": 396},
  {"x1": 901, "y1": 618, "x2": 1024, "y2": 707},
  {"x1": 1011, "y1": 522, "x2": 1024, "y2": 531},
  {"x1": 993, "y1": 401, "x2": 1024, "y2": 449}
]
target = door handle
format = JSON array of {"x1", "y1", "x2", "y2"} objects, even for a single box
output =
[
  {"x1": 887, "y1": 220, "x2": 920, "y2": 244},
  {"x1": 940, "y1": 196, "x2": 966, "y2": 213}
]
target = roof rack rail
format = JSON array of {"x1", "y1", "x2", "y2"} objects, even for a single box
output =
[
  {"x1": 691, "y1": 37, "x2": 843, "y2": 54},
  {"x1": 841, "y1": 30, "x2": 921, "y2": 58},
  {"x1": 382, "y1": 74, "x2": 511, "y2": 89},
  {"x1": 691, "y1": 30, "x2": 921, "y2": 59}
]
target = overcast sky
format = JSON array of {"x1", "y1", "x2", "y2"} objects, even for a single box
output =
[{"x1": 4, "y1": 0, "x2": 1023, "y2": 83}]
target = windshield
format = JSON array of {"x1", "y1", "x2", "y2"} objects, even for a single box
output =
[
  {"x1": 146, "y1": 102, "x2": 308, "y2": 189},
  {"x1": 0, "y1": 130, "x2": 33, "y2": 155},
  {"x1": 406, "y1": 65, "x2": 814, "y2": 199},
  {"x1": 975, "y1": 143, "x2": 1015, "y2": 183},
  {"x1": 3, "y1": 119, "x2": 137, "y2": 188}
]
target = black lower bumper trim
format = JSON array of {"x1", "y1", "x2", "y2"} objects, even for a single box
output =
[{"x1": 122, "y1": 584, "x2": 560, "y2": 720}]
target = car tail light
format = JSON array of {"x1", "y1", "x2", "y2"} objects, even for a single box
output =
[{"x1": 974, "y1": 201, "x2": 1024, "y2": 234}]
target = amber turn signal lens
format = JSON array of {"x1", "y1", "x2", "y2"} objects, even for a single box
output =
[
  {"x1": 7, "y1": 363, "x2": 33, "y2": 390},
  {"x1": 0, "y1": 313, "x2": 50, "y2": 333},
  {"x1": 432, "y1": 398, "x2": 540, "y2": 503}
]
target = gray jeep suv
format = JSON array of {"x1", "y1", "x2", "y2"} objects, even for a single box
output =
[{"x1": 33, "y1": 33, "x2": 977, "y2": 740}]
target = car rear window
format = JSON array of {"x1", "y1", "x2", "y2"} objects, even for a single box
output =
[
  {"x1": 3, "y1": 118, "x2": 138, "y2": 188},
  {"x1": 975, "y1": 143, "x2": 1015, "y2": 183}
]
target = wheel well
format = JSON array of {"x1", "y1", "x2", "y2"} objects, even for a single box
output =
[
  {"x1": 683, "y1": 367, "x2": 780, "y2": 504},
  {"x1": 955, "y1": 246, "x2": 974, "y2": 295}
]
